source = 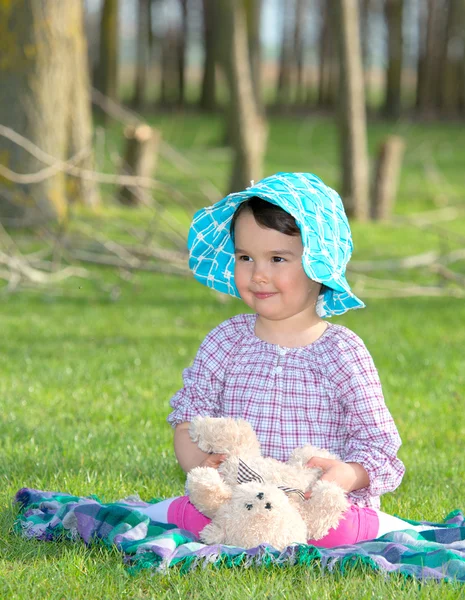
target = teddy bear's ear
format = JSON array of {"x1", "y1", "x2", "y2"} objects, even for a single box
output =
[{"x1": 186, "y1": 467, "x2": 233, "y2": 519}]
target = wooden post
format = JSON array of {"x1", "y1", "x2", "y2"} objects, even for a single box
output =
[
  {"x1": 118, "y1": 124, "x2": 160, "y2": 206},
  {"x1": 371, "y1": 135, "x2": 405, "y2": 220}
]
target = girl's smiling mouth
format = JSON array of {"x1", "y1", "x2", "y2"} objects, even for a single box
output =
[{"x1": 253, "y1": 292, "x2": 277, "y2": 299}]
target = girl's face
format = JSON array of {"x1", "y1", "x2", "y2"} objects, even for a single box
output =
[{"x1": 233, "y1": 210, "x2": 321, "y2": 325}]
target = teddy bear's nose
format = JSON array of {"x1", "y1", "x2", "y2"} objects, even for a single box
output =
[
  {"x1": 265, "y1": 502, "x2": 272, "y2": 510},
  {"x1": 256, "y1": 492, "x2": 264, "y2": 500},
  {"x1": 245, "y1": 503, "x2": 253, "y2": 510}
]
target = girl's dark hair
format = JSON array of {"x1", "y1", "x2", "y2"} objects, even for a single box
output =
[{"x1": 230, "y1": 197, "x2": 300, "y2": 239}]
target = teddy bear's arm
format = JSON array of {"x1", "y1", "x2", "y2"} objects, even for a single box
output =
[
  {"x1": 199, "y1": 521, "x2": 227, "y2": 545},
  {"x1": 303, "y1": 480, "x2": 349, "y2": 540},
  {"x1": 186, "y1": 466, "x2": 232, "y2": 519}
]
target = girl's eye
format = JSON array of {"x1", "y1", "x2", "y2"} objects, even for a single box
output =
[
  {"x1": 271, "y1": 256, "x2": 285, "y2": 263},
  {"x1": 238, "y1": 255, "x2": 252, "y2": 262}
]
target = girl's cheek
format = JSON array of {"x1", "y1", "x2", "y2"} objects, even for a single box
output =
[{"x1": 234, "y1": 266, "x2": 247, "y2": 287}]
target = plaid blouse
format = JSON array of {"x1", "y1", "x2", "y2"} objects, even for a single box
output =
[{"x1": 168, "y1": 314, "x2": 404, "y2": 508}]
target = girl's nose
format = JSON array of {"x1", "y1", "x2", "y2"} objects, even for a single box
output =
[{"x1": 251, "y1": 265, "x2": 268, "y2": 284}]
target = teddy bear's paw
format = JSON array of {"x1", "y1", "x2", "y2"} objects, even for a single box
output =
[
  {"x1": 188, "y1": 417, "x2": 224, "y2": 453},
  {"x1": 199, "y1": 522, "x2": 226, "y2": 545},
  {"x1": 304, "y1": 480, "x2": 349, "y2": 540},
  {"x1": 186, "y1": 466, "x2": 232, "y2": 518},
  {"x1": 187, "y1": 465, "x2": 223, "y2": 489},
  {"x1": 217, "y1": 454, "x2": 240, "y2": 484},
  {"x1": 189, "y1": 416, "x2": 261, "y2": 456}
]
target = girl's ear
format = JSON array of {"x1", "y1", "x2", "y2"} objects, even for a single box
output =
[{"x1": 186, "y1": 467, "x2": 232, "y2": 519}]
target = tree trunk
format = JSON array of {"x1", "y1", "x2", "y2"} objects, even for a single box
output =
[
  {"x1": 0, "y1": 0, "x2": 99, "y2": 225},
  {"x1": 416, "y1": 0, "x2": 447, "y2": 115},
  {"x1": 360, "y1": 0, "x2": 372, "y2": 108},
  {"x1": 371, "y1": 135, "x2": 405, "y2": 220},
  {"x1": 244, "y1": 0, "x2": 264, "y2": 111},
  {"x1": 335, "y1": 0, "x2": 370, "y2": 220},
  {"x1": 439, "y1": 0, "x2": 465, "y2": 114},
  {"x1": 317, "y1": 1, "x2": 338, "y2": 108},
  {"x1": 159, "y1": 29, "x2": 178, "y2": 106},
  {"x1": 177, "y1": 0, "x2": 188, "y2": 107},
  {"x1": 199, "y1": 0, "x2": 217, "y2": 111},
  {"x1": 276, "y1": 0, "x2": 295, "y2": 107},
  {"x1": 384, "y1": 0, "x2": 404, "y2": 118},
  {"x1": 217, "y1": 0, "x2": 268, "y2": 193},
  {"x1": 96, "y1": 0, "x2": 119, "y2": 112},
  {"x1": 415, "y1": 0, "x2": 427, "y2": 110},
  {"x1": 68, "y1": 1, "x2": 100, "y2": 209},
  {"x1": 132, "y1": 0, "x2": 151, "y2": 108},
  {"x1": 294, "y1": 0, "x2": 307, "y2": 104}
]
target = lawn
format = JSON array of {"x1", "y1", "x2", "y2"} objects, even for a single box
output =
[{"x1": 1, "y1": 113, "x2": 465, "y2": 598}]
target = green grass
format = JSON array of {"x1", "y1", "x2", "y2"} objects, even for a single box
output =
[
  {"x1": 2, "y1": 282, "x2": 465, "y2": 598},
  {"x1": 1, "y1": 113, "x2": 465, "y2": 598}
]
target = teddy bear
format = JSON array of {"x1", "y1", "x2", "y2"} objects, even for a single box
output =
[{"x1": 186, "y1": 416, "x2": 349, "y2": 550}]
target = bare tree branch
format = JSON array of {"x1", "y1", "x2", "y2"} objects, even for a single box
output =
[
  {"x1": 351, "y1": 273, "x2": 465, "y2": 298},
  {"x1": 0, "y1": 249, "x2": 89, "y2": 283},
  {"x1": 349, "y1": 248, "x2": 465, "y2": 273}
]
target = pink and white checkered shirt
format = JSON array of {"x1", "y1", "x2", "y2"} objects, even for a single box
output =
[{"x1": 168, "y1": 314, "x2": 404, "y2": 508}]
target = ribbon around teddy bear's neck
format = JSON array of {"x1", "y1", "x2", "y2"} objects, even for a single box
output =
[
  {"x1": 237, "y1": 459, "x2": 306, "y2": 500},
  {"x1": 277, "y1": 485, "x2": 306, "y2": 500},
  {"x1": 237, "y1": 459, "x2": 265, "y2": 484}
]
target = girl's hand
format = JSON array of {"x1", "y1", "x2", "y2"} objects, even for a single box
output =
[
  {"x1": 198, "y1": 453, "x2": 227, "y2": 470},
  {"x1": 304, "y1": 457, "x2": 370, "y2": 498}
]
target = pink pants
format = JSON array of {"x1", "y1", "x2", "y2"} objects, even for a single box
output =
[{"x1": 167, "y1": 496, "x2": 379, "y2": 548}]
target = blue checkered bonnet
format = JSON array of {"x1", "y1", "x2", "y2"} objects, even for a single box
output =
[{"x1": 187, "y1": 172, "x2": 365, "y2": 318}]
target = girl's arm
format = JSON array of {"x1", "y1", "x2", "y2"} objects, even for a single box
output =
[
  {"x1": 332, "y1": 334, "x2": 405, "y2": 503},
  {"x1": 168, "y1": 321, "x2": 236, "y2": 470},
  {"x1": 174, "y1": 422, "x2": 226, "y2": 472}
]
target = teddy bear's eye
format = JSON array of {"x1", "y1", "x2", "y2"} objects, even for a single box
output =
[
  {"x1": 256, "y1": 492, "x2": 264, "y2": 500},
  {"x1": 245, "y1": 503, "x2": 253, "y2": 510},
  {"x1": 265, "y1": 502, "x2": 272, "y2": 510}
]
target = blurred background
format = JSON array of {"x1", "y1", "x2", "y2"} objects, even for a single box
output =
[{"x1": 0, "y1": 0, "x2": 464, "y2": 297}]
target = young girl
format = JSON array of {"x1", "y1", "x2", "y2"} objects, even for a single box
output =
[{"x1": 145, "y1": 172, "x2": 431, "y2": 545}]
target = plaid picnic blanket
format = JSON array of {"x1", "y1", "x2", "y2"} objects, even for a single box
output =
[{"x1": 14, "y1": 488, "x2": 465, "y2": 581}]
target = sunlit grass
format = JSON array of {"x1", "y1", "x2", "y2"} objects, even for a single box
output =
[{"x1": 1, "y1": 275, "x2": 464, "y2": 597}]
